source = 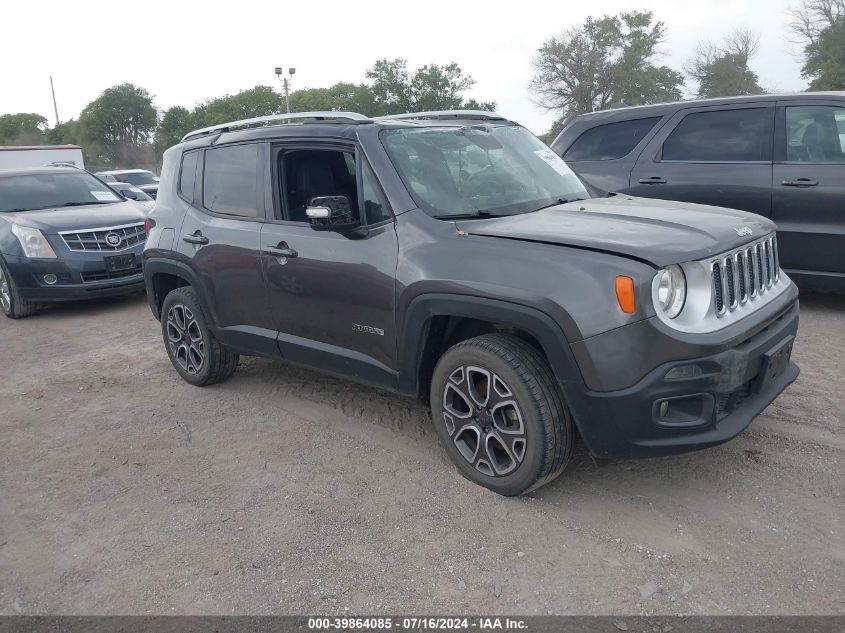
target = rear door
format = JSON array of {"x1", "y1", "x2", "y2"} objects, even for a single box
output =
[
  {"x1": 175, "y1": 142, "x2": 277, "y2": 356},
  {"x1": 629, "y1": 103, "x2": 774, "y2": 215},
  {"x1": 772, "y1": 99, "x2": 845, "y2": 280}
]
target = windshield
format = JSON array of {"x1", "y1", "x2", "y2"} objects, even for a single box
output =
[
  {"x1": 0, "y1": 172, "x2": 122, "y2": 212},
  {"x1": 120, "y1": 171, "x2": 159, "y2": 186},
  {"x1": 381, "y1": 124, "x2": 589, "y2": 218}
]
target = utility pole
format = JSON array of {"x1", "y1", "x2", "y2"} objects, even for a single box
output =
[
  {"x1": 274, "y1": 67, "x2": 296, "y2": 114},
  {"x1": 49, "y1": 76, "x2": 60, "y2": 126}
]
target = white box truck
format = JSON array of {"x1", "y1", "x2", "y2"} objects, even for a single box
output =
[{"x1": 0, "y1": 145, "x2": 85, "y2": 169}]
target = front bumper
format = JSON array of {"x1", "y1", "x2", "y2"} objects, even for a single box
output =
[
  {"x1": 565, "y1": 294, "x2": 800, "y2": 459},
  {"x1": 4, "y1": 249, "x2": 145, "y2": 302}
]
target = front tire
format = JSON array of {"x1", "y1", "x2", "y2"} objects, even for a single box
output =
[
  {"x1": 160, "y1": 286, "x2": 239, "y2": 386},
  {"x1": 0, "y1": 258, "x2": 36, "y2": 319},
  {"x1": 430, "y1": 334, "x2": 573, "y2": 496}
]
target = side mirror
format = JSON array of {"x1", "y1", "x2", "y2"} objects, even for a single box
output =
[
  {"x1": 306, "y1": 195, "x2": 360, "y2": 233},
  {"x1": 122, "y1": 190, "x2": 140, "y2": 200}
]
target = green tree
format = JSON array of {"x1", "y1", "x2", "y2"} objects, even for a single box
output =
[
  {"x1": 192, "y1": 85, "x2": 282, "y2": 127},
  {"x1": 530, "y1": 10, "x2": 684, "y2": 118},
  {"x1": 366, "y1": 58, "x2": 494, "y2": 115},
  {"x1": 79, "y1": 83, "x2": 157, "y2": 166},
  {"x1": 366, "y1": 59, "x2": 413, "y2": 114},
  {"x1": 0, "y1": 113, "x2": 48, "y2": 144},
  {"x1": 289, "y1": 83, "x2": 377, "y2": 114},
  {"x1": 154, "y1": 106, "x2": 195, "y2": 154},
  {"x1": 45, "y1": 119, "x2": 82, "y2": 146},
  {"x1": 803, "y1": 18, "x2": 845, "y2": 89},
  {"x1": 685, "y1": 28, "x2": 764, "y2": 98},
  {"x1": 790, "y1": 0, "x2": 845, "y2": 89}
]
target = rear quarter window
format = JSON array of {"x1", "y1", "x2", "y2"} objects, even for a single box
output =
[
  {"x1": 564, "y1": 117, "x2": 661, "y2": 161},
  {"x1": 179, "y1": 151, "x2": 199, "y2": 201}
]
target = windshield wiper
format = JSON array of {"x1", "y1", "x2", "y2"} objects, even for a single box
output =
[
  {"x1": 433, "y1": 210, "x2": 498, "y2": 220},
  {"x1": 59, "y1": 201, "x2": 114, "y2": 207}
]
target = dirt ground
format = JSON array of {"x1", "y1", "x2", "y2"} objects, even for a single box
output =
[{"x1": 0, "y1": 291, "x2": 842, "y2": 616}]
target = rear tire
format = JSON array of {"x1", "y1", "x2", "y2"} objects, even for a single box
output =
[
  {"x1": 0, "y1": 258, "x2": 36, "y2": 319},
  {"x1": 430, "y1": 334, "x2": 573, "y2": 496},
  {"x1": 160, "y1": 286, "x2": 238, "y2": 386}
]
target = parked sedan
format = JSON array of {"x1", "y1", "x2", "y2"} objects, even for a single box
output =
[
  {"x1": 0, "y1": 166, "x2": 147, "y2": 318},
  {"x1": 551, "y1": 92, "x2": 845, "y2": 292},
  {"x1": 95, "y1": 169, "x2": 160, "y2": 199}
]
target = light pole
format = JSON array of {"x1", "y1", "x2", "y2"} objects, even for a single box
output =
[
  {"x1": 274, "y1": 67, "x2": 296, "y2": 114},
  {"x1": 49, "y1": 75, "x2": 60, "y2": 126}
]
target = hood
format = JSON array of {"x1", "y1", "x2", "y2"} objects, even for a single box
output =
[
  {"x1": 0, "y1": 201, "x2": 147, "y2": 232},
  {"x1": 458, "y1": 196, "x2": 776, "y2": 267}
]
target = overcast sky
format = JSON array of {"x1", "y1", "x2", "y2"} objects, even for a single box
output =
[{"x1": 2, "y1": 0, "x2": 806, "y2": 135}]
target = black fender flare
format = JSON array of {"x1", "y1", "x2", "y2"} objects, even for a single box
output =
[
  {"x1": 142, "y1": 257, "x2": 216, "y2": 327},
  {"x1": 398, "y1": 293, "x2": 587, "y2": 397}
]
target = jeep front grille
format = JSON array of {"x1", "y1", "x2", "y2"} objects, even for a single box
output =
[
  {"x1": 712, "y1": 235, "x2": 779, "y2": 317},
  {"x1": 59, "y1": 223, "x2": 146, "y2": 252}
]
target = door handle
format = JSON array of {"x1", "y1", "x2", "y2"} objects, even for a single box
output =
[
  {"x1": 182, "y1": 232, "x2": 209, "y2": 245},
  {"x1": 263, "y1": 242, "x2": 298, "y2": 258},
  {"x1": 781, "y1": 178, "x2": 818, "y2": 187},
  {"x1": 638, "y1": 176, "x2": 667, "y2": 184}
]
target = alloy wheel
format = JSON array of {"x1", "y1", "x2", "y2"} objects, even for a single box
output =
[
  {"x1": 0, "y1": 267, "x2": 11, "y2": 313},
  {"x1": 442, "y1": 365, "x2": 527, "y2": 477},
  {"x1": 166, "y1": 304, "x2": 205, "y2": 374}
]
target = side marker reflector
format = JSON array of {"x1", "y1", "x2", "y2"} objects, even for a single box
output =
[{"x1": 615, "y1": 276, "x2": 636, "y2": 314}]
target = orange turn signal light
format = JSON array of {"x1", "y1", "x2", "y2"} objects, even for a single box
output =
[{"x1": 615, "y1": 276, "x2": 636, "y2": 314}]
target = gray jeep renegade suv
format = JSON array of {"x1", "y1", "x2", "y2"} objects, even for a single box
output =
[{"x1": 143, "y1": 110, "x2": 799, "y2": 495}]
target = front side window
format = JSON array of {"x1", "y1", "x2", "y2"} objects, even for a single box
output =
[
  {"x1": 381, "y1": 124, "x2": 588, "y2": 219},
  {"x1": 662, "y1": 108, "x2": 770, "y2": 162},
  {"x1": 203, "y1": 144, "x2": 260, "y2": 218},
  {"x1": 277, "y1": 148, "x2": 392, "y2": 226},
  {"x1": 564, "y1": 117, "x2": 661, "y2": 161},
  {"x1": 0, "y1": 172, "x2": 122, "y2": 213},
  {"x1": 785, "y1": 105, "x2": 845, "y2": 163}
]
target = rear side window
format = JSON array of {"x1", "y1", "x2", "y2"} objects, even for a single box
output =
[
  {"x1": 564, "y1": 117, "x2": 661, "y2": 161},
  {"x1": 202, "y1": 144, "x2": 260, "y2": 217},
  {"x1": 179, "y1": 151, "x2": 199, "y2": 200},
  {"x1": 663, "y1": 108, "x2": 769, "y2": 162}
]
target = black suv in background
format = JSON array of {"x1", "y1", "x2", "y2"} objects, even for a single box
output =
[
  {"x1": 144, "y1": 110, "x2": 799, "y2": 495},
  {"x1": 551, "y1": 93, "x2": 845, "y2": 292}
]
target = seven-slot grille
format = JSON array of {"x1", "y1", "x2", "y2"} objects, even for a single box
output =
[
  {"x1": 59, "y1": 223, "x2": 146, "y2": 252},
  {"x1": 711, "y1": 235, "x2": 779, "y2": 315}
]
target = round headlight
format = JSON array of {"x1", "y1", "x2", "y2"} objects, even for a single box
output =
[{"x1": 655, "y1": 265, "x2": 686, "y2": 318}]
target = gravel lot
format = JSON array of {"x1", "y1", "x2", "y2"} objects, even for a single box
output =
[{"x1": 0, "y1": 292, "x2": 842, "y2": 615}]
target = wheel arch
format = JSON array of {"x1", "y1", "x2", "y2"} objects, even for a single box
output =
[
  {"x1": 143, "y1": 258, "x2": 213, "y2": 325},
  {"x1": 398, "y1": 294, "x2": 586, "y2": 401}
]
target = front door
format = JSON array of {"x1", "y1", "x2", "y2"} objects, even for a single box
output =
[
  {"x1": 259, "y1": 144, "x2": 399, "y2": 388},
  {"x1": 629, "y1": 104, "x2": 774, "y2": 216},
  {"x1": 772, "y1": 100, "x2": 845, "y2": 282}
]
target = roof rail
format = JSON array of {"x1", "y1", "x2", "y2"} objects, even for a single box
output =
[
  {"x1": 180, "y1": 111, "x2": 370, "y2": 142},
  {"x1": 375, "y1": 110, "x2": 507, "y2": 122}
]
